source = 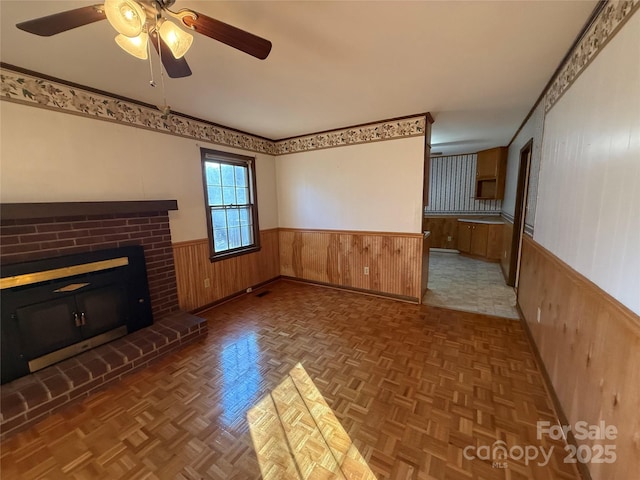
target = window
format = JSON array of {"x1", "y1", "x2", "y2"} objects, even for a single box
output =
[{"x1": 201, "y1": 148, "x2": 260, "y2": 261}]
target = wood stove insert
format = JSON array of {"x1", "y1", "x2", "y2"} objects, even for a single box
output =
[{"x1": 1, "y1": 246, "x2": 153, "y2": 384}]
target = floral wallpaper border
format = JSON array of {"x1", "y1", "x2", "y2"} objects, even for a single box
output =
[
  {"x1": 0, "y1": 67, "x2": 426, "y2": 156},
  {"x1": 545, "y1": 0, "x2": 639, "y2": 112},
  {"x1": 274, "y1": 116, "x2": 426, "y2": 155},
  {"x1": 0, "y1": 68, "x2": 276, "y2": 155}
]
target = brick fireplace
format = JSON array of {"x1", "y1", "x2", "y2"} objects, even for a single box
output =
[
  {"x1": 0, "y1": 201, "x2": 180, "y2": 318},
  {"x1": 0, "y1": 201, "x2": 208, "y2": 439}
]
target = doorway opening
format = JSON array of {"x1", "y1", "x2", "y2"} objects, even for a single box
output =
[{"x1": 508, "y1": 139, "x2": 533, "y2": 289}]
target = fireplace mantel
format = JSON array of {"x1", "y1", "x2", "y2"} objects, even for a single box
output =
[{"x1": 1, "y1": 200, "x2": 178, "y2": 220}]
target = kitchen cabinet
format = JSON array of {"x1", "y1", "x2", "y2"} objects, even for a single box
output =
[
  {"x1": 423, "y1": 216, "x2": 459, "y2": 249},
  {"x1": 475, "y1": 147, "x2": 508, "y2": 199},
  {"x1": 458, "y1": 220, "x2": 503, "y2": 260},
  {"x1": 486, "y1": 223, "x2": 502, "y2": 259},
  {"x1": 458, "y1": 222, "x2": 472, "y2": 252},
  {"x1": 470, "y1": 224, "x2": 488, "y2": 256}
]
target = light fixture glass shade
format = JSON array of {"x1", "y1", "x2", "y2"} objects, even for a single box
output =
[
  {"x1": 115, "y1": 32, "x2": 148, "y2": 59},
  {"x1": 104, "y1": 0, "x2": 146, "y2": 38},
  {"x1": 159, "y1": 20, "x2": 193, "y2": 59}
]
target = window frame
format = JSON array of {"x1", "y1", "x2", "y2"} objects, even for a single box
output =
[{"x1": 200, "y1": 148, "x2": 261, "y2": 262}]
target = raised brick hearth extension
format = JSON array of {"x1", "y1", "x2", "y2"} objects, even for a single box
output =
[{"x1": 0, "y1": 311, "x2": 207, "y2": 439}]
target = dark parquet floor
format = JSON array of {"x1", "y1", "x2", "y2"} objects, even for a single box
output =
[{"x1": 1, "y1": 280, "x2": 580, "y2": 480}]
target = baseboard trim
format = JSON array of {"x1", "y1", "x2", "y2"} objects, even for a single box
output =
[
  {"x1": 192, "y1": 276, "x2": 281, "y2": 315},
  {"x1": 459, "y1": 252, "x2": 500, "y2": 263},
  {"x1": 280, "y1": 276, "x2": 420, "y2": 304}
]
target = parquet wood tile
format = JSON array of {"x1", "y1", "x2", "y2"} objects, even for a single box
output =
[
  {"x1": 248, "y1": 363, "x2": 375, "y2": 480},
  {"x1": 1, "y1": 280, "x2": 581, "y2": 480}
]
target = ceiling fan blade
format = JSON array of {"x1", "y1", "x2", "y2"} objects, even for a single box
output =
[
  {"x1": 179, "y1": 9, "x2": 272, "y2": 60},
  {"x1": 150, "y1": 33, "x2": 192, "y2": 79},
  {"x1": 16, "y1": 5, "x2": 106, "y2": 37}
]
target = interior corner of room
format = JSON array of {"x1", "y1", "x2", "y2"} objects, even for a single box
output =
[{"x1": 0, "y1": 1, "x2": 638, "y2": 479}]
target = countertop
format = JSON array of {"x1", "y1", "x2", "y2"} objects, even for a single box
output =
[
  {"x1": 456, "y1": 216, "x2": 504, "y2": 225},
  {"x1": 424, "y1": 214, "x2": 505, "y2": 225}
]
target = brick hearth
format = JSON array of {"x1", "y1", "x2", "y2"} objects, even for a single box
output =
[
  {"x1": 0, "y1": 311, "x2": 208, "y2": 439},
  {"x1": 0, "y1": 201, "x2": 202, "y2": 439}
]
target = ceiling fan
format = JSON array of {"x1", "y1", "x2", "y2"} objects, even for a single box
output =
[{"x1": 16, "y1": 0, "x2": 272, "y2": 79}]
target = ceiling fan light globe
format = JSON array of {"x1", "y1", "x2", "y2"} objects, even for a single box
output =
[
  {"x1": 159, "y1": 20, "x2": 193, "y2": 59},
  {"x1": 115, "y1": 32, "x2": 148, "y2": 60},
  {"x1": 104, "y1": 0, "x2": 146, "y2": 38}
]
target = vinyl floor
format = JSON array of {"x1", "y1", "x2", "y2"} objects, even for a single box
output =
[{"x1": 423, "y1": 252, "x2": 519, "y2": 320}]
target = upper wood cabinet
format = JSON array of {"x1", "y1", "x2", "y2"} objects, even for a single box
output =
[{"x1": 475, "y1": 147, "x2": 508, "y2": 199}]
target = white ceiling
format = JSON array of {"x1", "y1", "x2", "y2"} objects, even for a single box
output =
[{"x1": 0, "y1": 1, "x2": 597, "y2": 155}]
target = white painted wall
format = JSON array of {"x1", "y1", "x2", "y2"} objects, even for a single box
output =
[
  {"x1": 276, "y1": 137, "x2": 425, "y2": 233},
  {"x1": 534, "y1": 12, "x2": 640, "y2": 314},
  {"x1": 502, "y1": 101, "x2": 544, "y2": 229},
  {"x1": 0, "y1": 102, "x2": 278, "y2": 242}
]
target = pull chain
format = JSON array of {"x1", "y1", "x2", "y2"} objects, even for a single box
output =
[
  {"x1": 154, "y1": 8, "x2": 170, "y2": 118},
  {"x1": 147, "y1": 30, "x2": 156, "y2": 87}
]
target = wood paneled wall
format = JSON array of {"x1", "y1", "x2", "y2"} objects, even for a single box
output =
[
  {"x1": 174, "y1": 228, "x2": 423, "y2": 309},
  {"x1": 279, "y1": 229, "x2": 422, "y2": 302},
  {"x1": 518, "y1": 235, "x2": 640, "y2": 480},
  {"x1": 172, "y1": 229, "x2": 280, "y2": 311}
]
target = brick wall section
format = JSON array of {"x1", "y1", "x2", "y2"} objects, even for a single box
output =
[{"x1": 0, "y1": 212, "x2": 179, "y2": 318}]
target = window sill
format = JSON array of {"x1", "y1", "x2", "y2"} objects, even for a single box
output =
[{"x1": 208, "y1": 245, "x2": 261, "y2": 263}]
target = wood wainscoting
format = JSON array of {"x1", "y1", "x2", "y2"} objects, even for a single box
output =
[
  {"x1": 172, "y1": 229, "x2": 280, "y2": 311},
  {"x1": 518, "y1": 235, "x2": 640, "y2": 480},
  {"x1": 279, "y1": 229, "x2": 422, "y2": 302}
]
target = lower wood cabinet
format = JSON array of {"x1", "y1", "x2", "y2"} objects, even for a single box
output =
[
  {"x1": 458, "y1": 222, "x2": 472, "y2": 253},
  {"x1": 458, "y1": 221, "x2": 502, "y2": 260}
]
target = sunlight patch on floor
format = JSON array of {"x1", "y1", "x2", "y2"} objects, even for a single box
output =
[{"x1": 247, "y1": 363, "x2": 377, "y2": 480}]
